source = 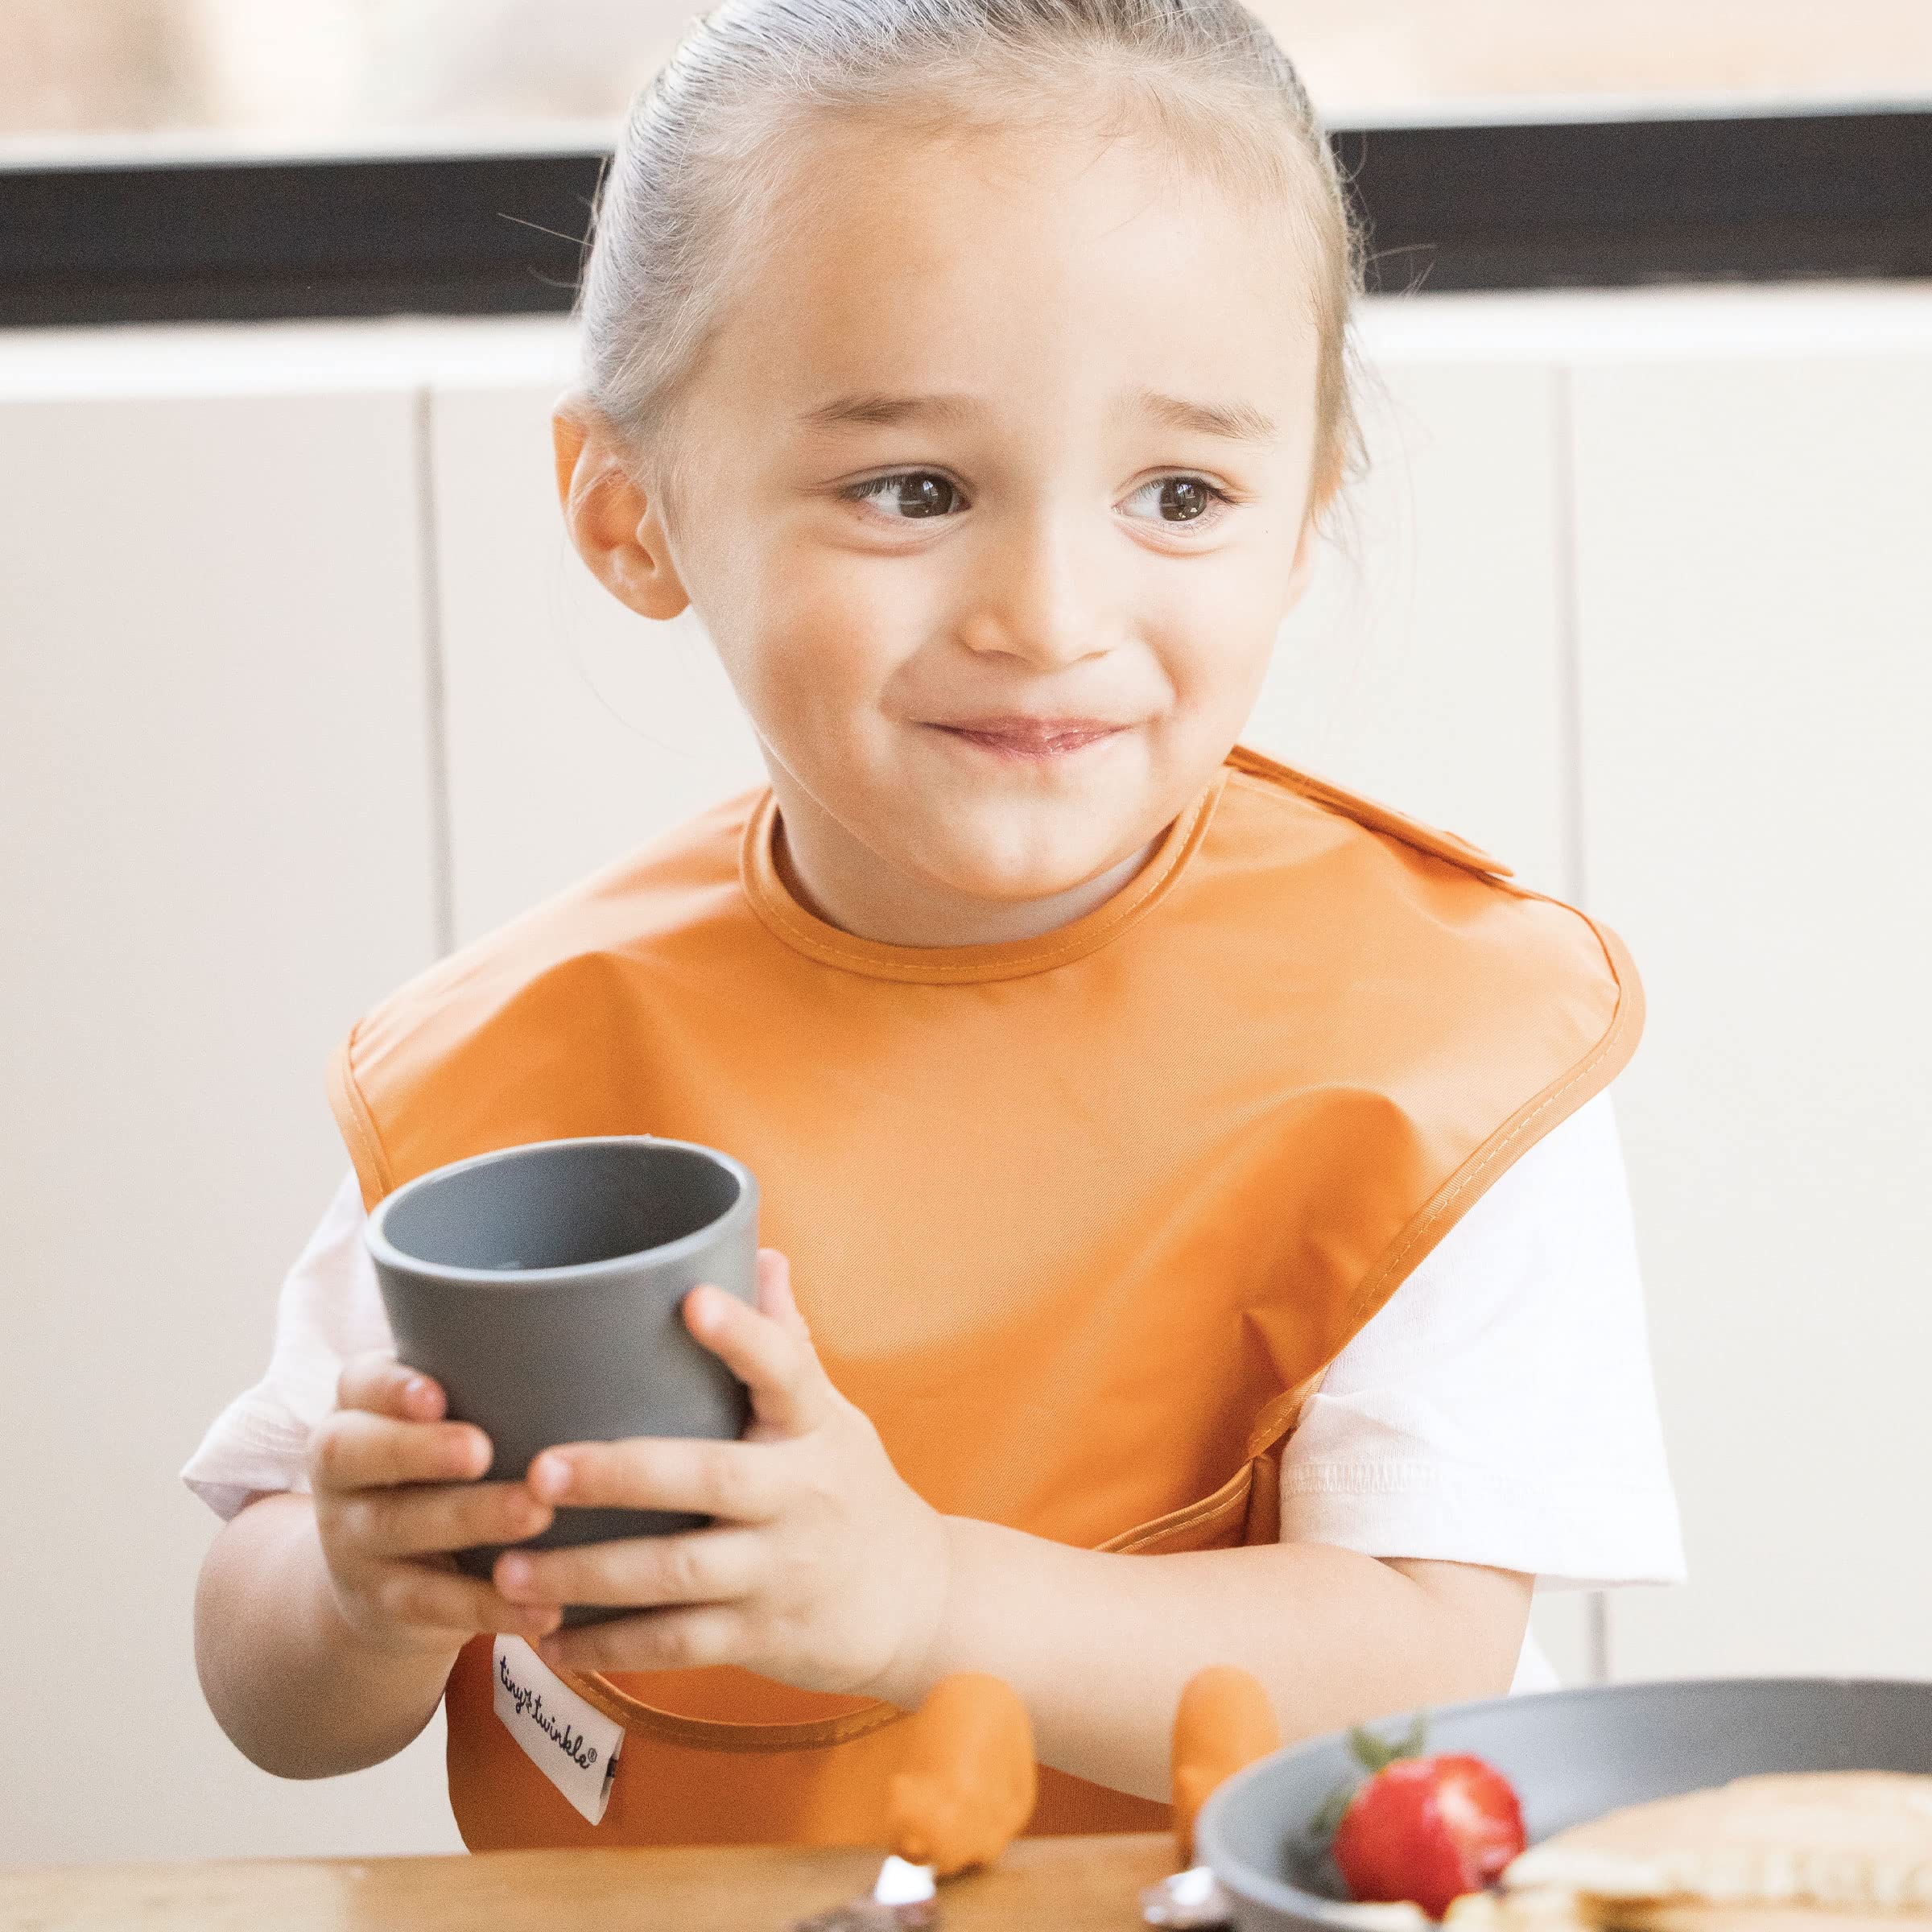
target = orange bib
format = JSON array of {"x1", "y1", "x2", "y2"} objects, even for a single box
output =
[{"x1": 327, "y1": 745, "x2": 1641, "y2": 1851}]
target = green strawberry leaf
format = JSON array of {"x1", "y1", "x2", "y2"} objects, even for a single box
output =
[
  {"x1": 1347, "y1": 1714, "x2": 1429, "y2": 1774},
  {"x1": 1304, "y1": 1715, "x2": 1431, "y2": 1853}
]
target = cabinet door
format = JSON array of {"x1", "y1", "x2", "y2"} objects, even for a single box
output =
[
  {"x1": 1571, "y1": 353, "x2": 1932, "y2": 1681},
  {"x1": 1253, "y1": 357, "x2": 1572, "y2": 898},
  {"x1": 428, "y1": 382, "x2": 766, "y2": 947},
  {"x1": 0, "y1": 386, "x2": 457, "y2": 1861}
]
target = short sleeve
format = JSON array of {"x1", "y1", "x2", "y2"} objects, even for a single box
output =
[
  {"x1": 180, "y1": 1169, "x2": 396, "y2": 1521},
  {"x1": 1278, "y1": 1087, "x2": 1686, "y2": 1591}
]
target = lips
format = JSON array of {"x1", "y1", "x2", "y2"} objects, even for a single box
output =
[{"x1": 927, "y1": 716, "x2": 1126, "y2": 754}]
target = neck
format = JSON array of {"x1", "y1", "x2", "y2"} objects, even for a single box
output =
[{"x1": 768, "y1": 782, "x2": 1164, "y2": 950}]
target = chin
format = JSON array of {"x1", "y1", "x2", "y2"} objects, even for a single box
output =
[{"x1": 929, "y1": 838, "x2": 1129, "y2": 906}]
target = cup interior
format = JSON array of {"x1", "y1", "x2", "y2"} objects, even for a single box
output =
[{"x1": 379, "y1": 1138, "x2": 741, "y2": 1274}]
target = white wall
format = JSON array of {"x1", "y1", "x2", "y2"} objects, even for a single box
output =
[{"x1": 2, "y1": 287, "x2": 1927, "y2": 1865}]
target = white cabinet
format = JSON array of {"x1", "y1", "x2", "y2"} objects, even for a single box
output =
[
  {"x1": 0, "y1": 379, "x2": 458, "y2": 1861},
  {"x1": 1570, "y1": 351, "x2": 1932, "y2": 1682}
]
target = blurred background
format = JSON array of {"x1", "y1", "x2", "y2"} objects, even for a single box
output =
[
  {"x1": 5, "y1": 0, "x2": 1932, "y2": 145},
  {"x1": 2, "y1": 0, "x2": 1928, "y2": 1880}
]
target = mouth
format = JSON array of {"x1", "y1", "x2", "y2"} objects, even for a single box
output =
[{"x1": 924, "y1": 718, "x2": 1128, "y2": 761}]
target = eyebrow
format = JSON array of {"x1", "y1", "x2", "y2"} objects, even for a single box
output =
[
  {"x1": 1132, "y1": 389, "x2": 1281, "y2": 446},
  {"x1": 795, "y1": 387, "x2": 1280, "y2": 445}
]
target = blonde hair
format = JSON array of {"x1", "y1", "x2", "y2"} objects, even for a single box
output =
[{"x1": 578, "y1": 0, "x2": 1364, "y2": 514}]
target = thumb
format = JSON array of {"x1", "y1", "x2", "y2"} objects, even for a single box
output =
[{"x1": 756, "y1": 1247, "x2": 811, "y2": 1341}]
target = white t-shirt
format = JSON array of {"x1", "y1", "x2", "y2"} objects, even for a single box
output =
[{"x1": 182, "y1": 1087, "x2": 1684, "y2": 1691}]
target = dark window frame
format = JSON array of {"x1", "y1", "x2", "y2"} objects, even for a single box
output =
[{"x1": 2, "y1": 103, "x2": 1928, "y2": 328}]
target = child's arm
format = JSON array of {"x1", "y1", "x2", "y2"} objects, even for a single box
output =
[
  {"x1": 499, "y1": 1256, "x2": 1531, "y2": 1803},
  {"x1": 193, "y1": 1356, "x2": 562, "y2": 1778},
  {"x1": 896, "y1": 1523, "x2": 1530, "y2": 1799}
]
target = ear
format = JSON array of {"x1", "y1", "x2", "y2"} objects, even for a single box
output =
[{"x1": 551, "y1": 394, "x2": 691, "y2": 621}]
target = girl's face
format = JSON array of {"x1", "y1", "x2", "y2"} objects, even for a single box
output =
[{"x1": 565, "y1": 115, "x2": 1329, "y2": 947}]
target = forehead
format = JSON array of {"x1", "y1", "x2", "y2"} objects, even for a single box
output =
[{"x1": 703, "y1": 112, "x2": 1323, "y2": 439}]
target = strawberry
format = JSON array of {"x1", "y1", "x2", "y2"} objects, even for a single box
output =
[{"x1": 1330, "y1": 1749, "x2": 1527, "y2": 1921}]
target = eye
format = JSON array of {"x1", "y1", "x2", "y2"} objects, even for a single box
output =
[
  {"x1": 841, "y1": 471, "x2": 966, "y2": 521},
  {"x1": 1121, "y1": 474, "x2": 1234, "y2": 529}
]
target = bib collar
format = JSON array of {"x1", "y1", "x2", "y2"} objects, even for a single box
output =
[{"x1": 738, "y1": 764, "x2": 1229, "y2": 985}]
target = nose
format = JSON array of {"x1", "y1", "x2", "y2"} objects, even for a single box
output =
[{"x1": 956, "y1": 508, "x2": 1114, "y2": 670}]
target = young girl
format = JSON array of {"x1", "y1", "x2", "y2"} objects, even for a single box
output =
[{"x1": 185, "y1": 0, "x2": 1682, "y2": 1852}]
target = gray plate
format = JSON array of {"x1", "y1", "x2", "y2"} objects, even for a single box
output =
[{"x1": 1195, "y1": 1676, "x2": 1932, "y2": 1930}]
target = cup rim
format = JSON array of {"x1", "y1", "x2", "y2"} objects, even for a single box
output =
[{"x1": 364, "y1": 1133, "x2": 755, "y2": 1288}]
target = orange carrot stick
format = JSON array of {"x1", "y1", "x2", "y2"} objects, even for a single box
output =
[
  {"x1": 886, "y1": 1673, "x2": 1038, "y2": 1878},
  {"x1": 1171, "y1": 1666, "x2": 1280, "y2": 1866}
]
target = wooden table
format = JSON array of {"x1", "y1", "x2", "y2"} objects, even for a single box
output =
[{"x1": 0, "y1": 1833, "x2": 1181, "y2": 1930}]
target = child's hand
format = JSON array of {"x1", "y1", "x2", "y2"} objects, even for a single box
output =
[
  {"x1": 496, "y1": 1249, "x2": 952, "y2": 1703},
  {"x1": 308, "y1": 1355, "x2": 564, "y2": 1657}
]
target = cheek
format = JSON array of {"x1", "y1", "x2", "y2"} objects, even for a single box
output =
[
  {"x1": 1149, "y1": 576, "x2": 1282, "y2": 707},
  {"x1": 736, "y1": 556, "x2": 909, "y2": 733}
]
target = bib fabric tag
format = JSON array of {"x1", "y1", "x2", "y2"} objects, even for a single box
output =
[{"x1": 492, "y1": 1636, "x2": 624, "y2": 1825}]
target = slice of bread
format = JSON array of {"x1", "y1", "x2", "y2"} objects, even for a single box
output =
[
  {"x1": 1445, "y1": 1888, "x2": 1596, "y2": 1928},
  {"x1": 1599, "y1": 1905, "x2": 1930, "y2": 1931},
  {"x1": 1447, "y1": 1889, "x2": 1931, "y2": 1930},
  {"x1": 1504, "y1": 1773, "x2": 1932, "y2": 1916}
]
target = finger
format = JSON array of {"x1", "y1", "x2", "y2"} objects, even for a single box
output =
[
  {"x1": 683, "y1": 1277, "x2": 827, "y2": 1436},
  {"x1": 757, "y1": 1248, "x2": 811, "y2": 1341},
  {"x1": 537, "y1": 1604, "x2": 744, "y2": 1677},
  {"x1": 340, "y1": 1478, "x2": 555, "y2": 1559},
  {"x1": 525, "y1": 1435, "x2": 782, "y2": 1522},
  {"x1": 366, "y1": 1557, "x2": 564, "y2": 1644},
  {"x1": 336, "y1": 1351, "x2": 448, "y2": 1423},
  {"x1": 495, "y1": 1526, "x2": 764, "y2": 1609},
  {"x1": 311, "y1": 1407, "x2": 492, "y2": 1494}
]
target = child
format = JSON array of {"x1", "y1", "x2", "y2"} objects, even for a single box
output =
[{"x1": 185, "y1": 0, "x2": 1682, "y2": 1853}]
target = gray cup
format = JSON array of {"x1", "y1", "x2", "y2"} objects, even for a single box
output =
[{"x1": 365, "y1": 1134, "x2": 758, "y2": 1627}]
